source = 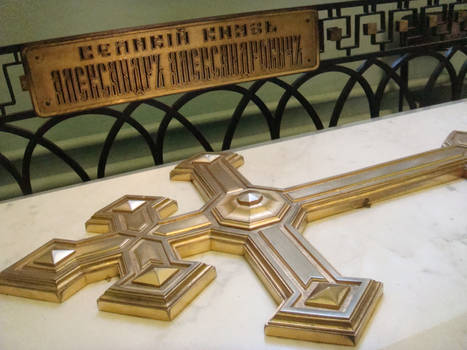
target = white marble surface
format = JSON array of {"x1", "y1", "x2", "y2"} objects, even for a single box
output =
[{"x1": 1, "y1": 100, "x2": 467, "y2": 350}]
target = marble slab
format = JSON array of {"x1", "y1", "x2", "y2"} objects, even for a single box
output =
[{"x1": 0, "y1": 100, "x2": 466, "y2": 349}]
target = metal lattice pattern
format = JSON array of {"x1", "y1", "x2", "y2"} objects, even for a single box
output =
[{"x1": 1, "y1": 0, "x2": 467, "y2": 198}]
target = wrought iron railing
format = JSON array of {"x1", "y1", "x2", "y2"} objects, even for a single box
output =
[{"x1": 1, "y1": 0, "x2": 466, "y2": 199}]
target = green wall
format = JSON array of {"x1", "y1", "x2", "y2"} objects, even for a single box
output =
[
  {"x1": 0, "y1": 0, "x2": 342, "y2": 46},
  {"x1": 0, "y1": 1, "x2": 463, "y2": 200}
]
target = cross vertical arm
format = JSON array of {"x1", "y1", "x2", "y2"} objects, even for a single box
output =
[
  {"x1": 0, "y1": 195, "x2": 177, "y2": 302},
  {"x1": 284, "y1": 131, "x2": 467, "y2": 223},
  {"x1": 89, "y1": 197, "x2": 217, "y2": 321},
  {"x1": 0, "y1": 233, "x2": 130, "y2": 302}
]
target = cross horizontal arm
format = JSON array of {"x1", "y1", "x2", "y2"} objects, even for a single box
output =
[
  {"x1": 170, "y1": 152, "x2": 251, "y2": 200},
  {"x1": 241, "y1": 208, "x2": 382, "y2": 345}
]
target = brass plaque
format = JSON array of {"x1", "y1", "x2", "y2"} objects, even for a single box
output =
[{"x1": 22, "y1": 7, "x2": 319, "y2": 117}]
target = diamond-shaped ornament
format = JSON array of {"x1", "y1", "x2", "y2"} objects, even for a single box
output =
[
  {"x1": 305, "y1": 283, "x2": 350, "y2": 309},
  {"x1": 35, "y1": 249, "x2": 75, "y2": 266},
  {"x1": 237, "y1": 190, "x2": 263, "y2": 206},
  {"x1": 193, "y1": 154, "x2": 219, "y2": 163},
  {"x1": 133, "y1": 267, "x2": 179, "y2": 287},
  {"x1": 113, "y1": 199, "x2": 146, "y2": 212}
]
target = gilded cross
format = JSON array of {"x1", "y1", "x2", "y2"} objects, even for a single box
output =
[{"x1": 0, "y1": 131, "x2": 465, "y2": 346}]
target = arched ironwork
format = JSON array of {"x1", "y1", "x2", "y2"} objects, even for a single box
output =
[{"x1": 1, "y1": 0, "x2": 466, "y2": 199}]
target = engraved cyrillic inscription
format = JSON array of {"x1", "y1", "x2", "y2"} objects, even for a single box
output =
[{"x1": 22, "y1": 7, "x2": 319, "y2": 116}]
